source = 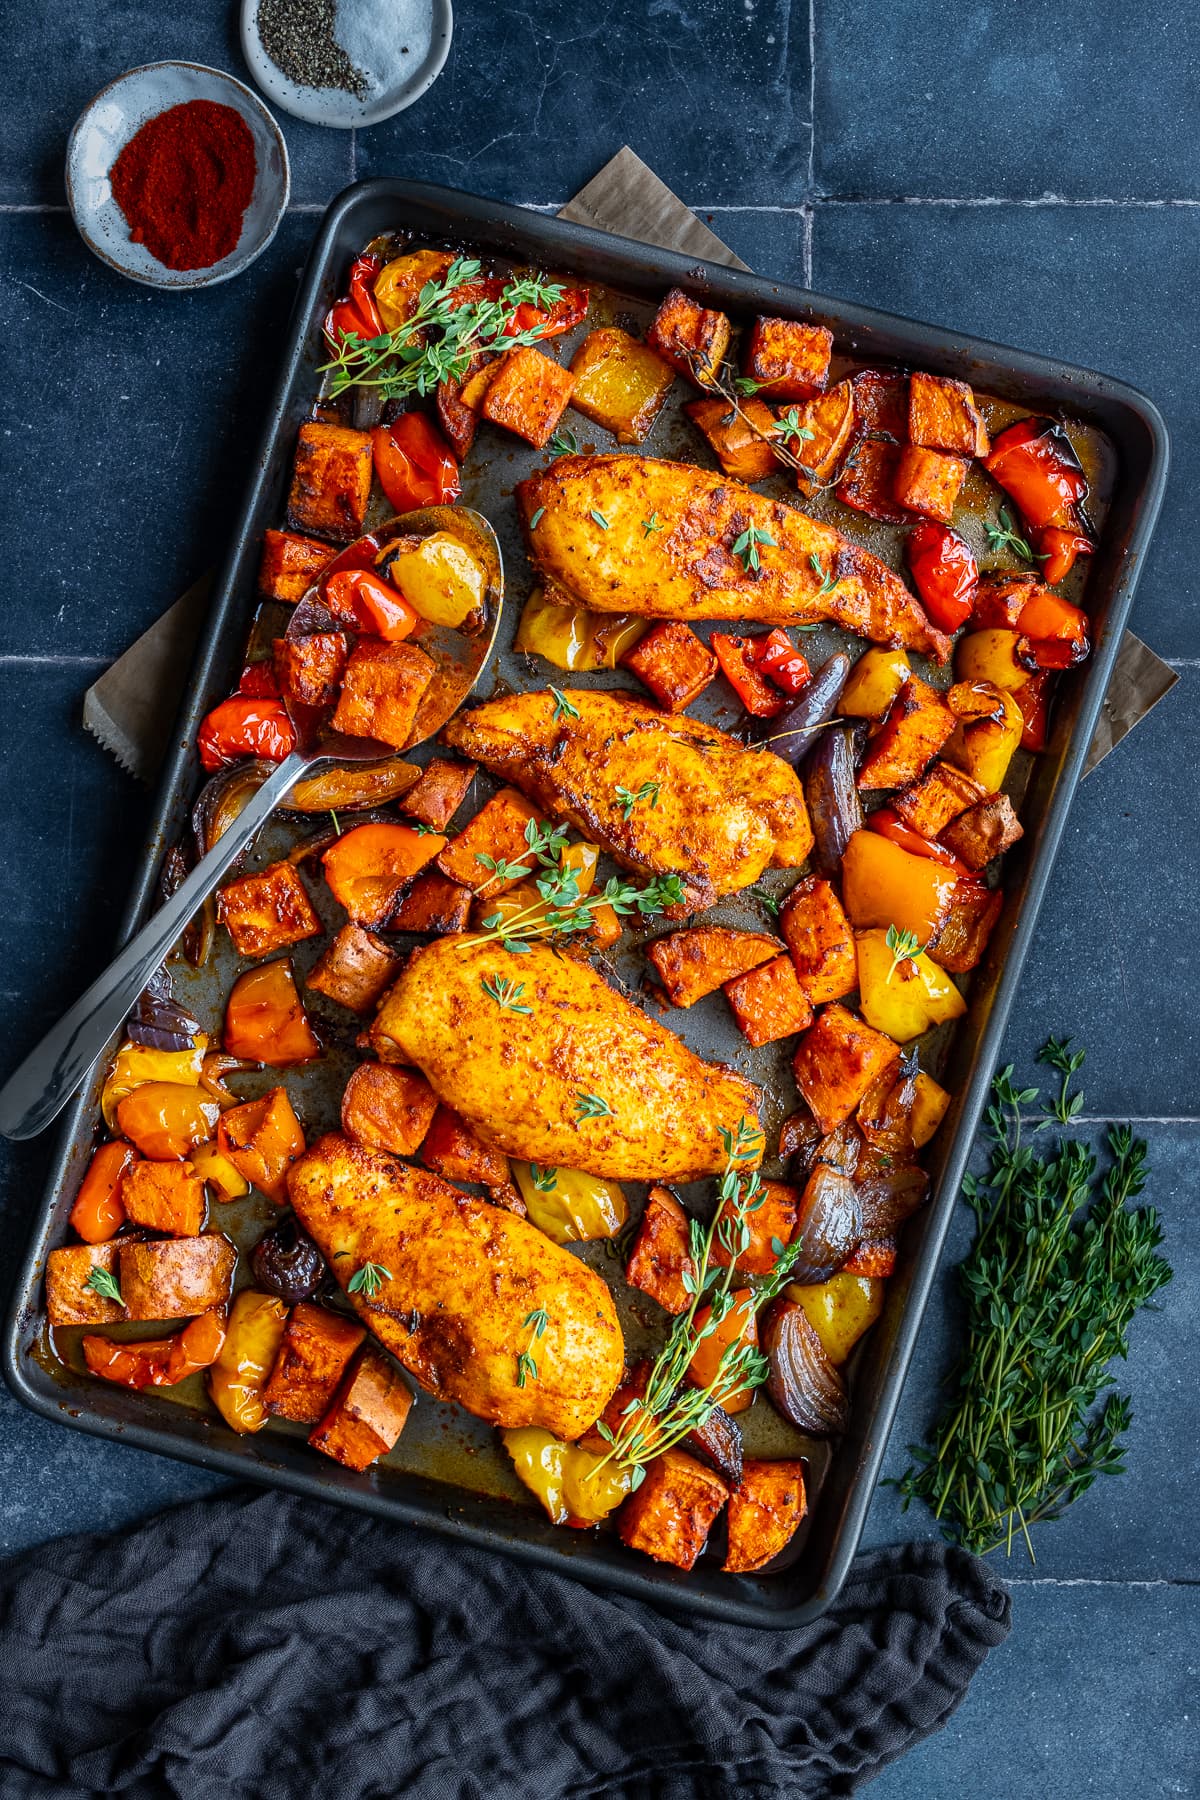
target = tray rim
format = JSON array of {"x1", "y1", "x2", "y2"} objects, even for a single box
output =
[{"x1": 3, "y1": 176, "x2": 1170, "y2": 1628}]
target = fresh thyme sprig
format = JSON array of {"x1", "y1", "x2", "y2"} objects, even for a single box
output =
[
  {"x1": 481, "y1": 974, "x2": 533, "y2": 1014},
  {"x1": 894, "y1": 1041, "x2": 1172, "y2": 1560},
  {"x1": 985, "y1": 504, "x2": 1047, "y2": 565},
  {"x1": 516, "y1": 1306, "x2": 549, "y2": 1388},
  {"x1": 885, "y1": 923, "x2": 924, "y2": 982},
  {"x1": 614, "y1": 780, "x2": 661, "y2": 820},
  {"x1": 547, "y1": 427, "x2": 580, "y2": 458},
  {"x1": 348, "y1": 1261, "x2": 393, "y2": 1298},
  {"x1": 809, "y1": 553, "x2": 839, "y2": 598},
  {"x1": 731, "y1": 524, "x2": 776, "y2": 576},
  {"x1": 85, "y1": 1266, "x2": 123, "y2": 1306},
  {"x1": 575, "y1": 1092, "x2": 613, "y2": 1120}
]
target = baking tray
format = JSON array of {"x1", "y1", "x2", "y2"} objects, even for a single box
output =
[{"x1": 3, "y1": 179, "x2": 1168, "y2": 1627}]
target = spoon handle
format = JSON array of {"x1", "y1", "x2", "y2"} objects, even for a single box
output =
[{"x1": 0, "y1": 751, "x2": 309, "y2": 1142}]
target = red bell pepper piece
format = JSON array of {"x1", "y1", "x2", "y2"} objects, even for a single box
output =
[
  {"x1": 867, "y1": 808, "x2": 972, "y2": 875},
  {"x1": 711, "y1": 633, "x2": 785, "y2": 717},
  {"x1": 323, "y1": 253, "x2": 384, "y2": 345},
  {"x1": 752, "y1": 629, "x2": 811, "y2": 695},
  {"x1": 197, "y1": 697, "x2": 297, "y2": 772},
  {"x1": 984, "y1": 419, "x2": 1088, "y2": 532},
  {"x1": 323, "y1": 568, "x2": 420, "y2": 642},
  {"x1": 506, "y1": 285, "x2": 590, "y2": 339},
  {"x1": 1013, "y1": 585, "x2": 1088, "y2": 646},
  {"x1": 906, "y1": 521, "x2": 978, "y2": 634},
  {"x1": 1014, "y1": 672, "x2": 1052, "y2": 751},
  {"x1": 371, "y1": 415, "x2": 461, "y2": 515},
  {"x1": 82, "y1": 1311, "x2": 227, "y2": 1391},
  {"x1": 1036, "y1": 526, "x2": 1093, "y2": 586},
  {"x1": 237, "y1": 660, "x2": 279, "y2": 700},
  {"x1": 1019, "y1": 635, "x2": 1088, "y2": 671}
]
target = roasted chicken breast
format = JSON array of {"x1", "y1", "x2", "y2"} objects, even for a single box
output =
[
  {"x1": 442, "y1": 686, "x2": 812, "y2": 910},
  {"x1": 517, "y1": 455, "x2": 950, "y2": 661},
  {"x1": 289, "y1": 1133, "x2": 624, "y2": 1439},
  {"x1": 369, "y1": 937, "x2": 762, "y2": 1180}
]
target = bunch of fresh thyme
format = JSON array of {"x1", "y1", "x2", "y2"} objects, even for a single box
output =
[
  {"x1": 895, "y1": 1038, "x2": 1172, "y2": 1559},
  {"x1": 319, "y1": 256, "x2": 566, "y2": 402}
]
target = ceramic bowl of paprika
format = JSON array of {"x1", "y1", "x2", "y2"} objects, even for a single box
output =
[{"x1": 66, "y1": 61, "x2": 290, "y2": 290}]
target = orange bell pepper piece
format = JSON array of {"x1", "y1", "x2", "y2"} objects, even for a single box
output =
[
  {"x1": 115, "y1": 1083, "x2": 221, "y2": 1160},
  {"x1": 841, "y1": 828, "x2": 959, "y2": 943},
  {"x1": 224, "y1": 960, "x2": 321, "y2": 1066},
  {"x1": 218, "y1": 1086, "x2": 306, "y2": 1204},
  {"x1": 687, "y1": 1291, "x2": 759, "y2": 1414},
  {"x1": 82, "y1": 1310, "x2": 227, "y2": 1390},
  {"x1": 68, "y1": 1140, "x2": 138, "y2": 1243}
]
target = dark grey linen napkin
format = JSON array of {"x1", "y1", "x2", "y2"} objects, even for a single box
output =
[{"x1": 0, "y1": 1487, "x2": 1008, "y2": 1799}]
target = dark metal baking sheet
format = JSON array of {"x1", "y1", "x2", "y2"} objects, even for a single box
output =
[{"x1": 3, "y1": 179, "x2": 1168, "y2": 1627}]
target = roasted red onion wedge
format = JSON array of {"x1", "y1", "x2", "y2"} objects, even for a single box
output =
[
  {"x1": 790, "y1": 1164, "x2": 862, "y2": 1283},
  {"x1": 856, "y1": 1165, "x2": 929, "y2": 1239},
  {"x1": 764, "y1": 1299, "x2": 850, "y2": 1436},
  {"x1": 684, "y1": 1400, "x2": 744, "y2": 1487},
  {"x1": 804, "y1": 724, "x2": 863, "y2": 877}
]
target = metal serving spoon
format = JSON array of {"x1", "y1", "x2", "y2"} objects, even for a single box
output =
[{"x1": 0, "y1": 505, "x2": 503, "y2": 1141}]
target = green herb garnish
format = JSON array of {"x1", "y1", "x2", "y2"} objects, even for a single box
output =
[
  {"x1": 641, "y1": 513, "x2": 664, "y2": 538},
  {"x1": 481, "y1": 974, "x2": 533, "y2": 1014},
  {"x1": 731, "y1": 524, "x2": 776, "y2": 576},
  {"x1": 985, "y1": 505, "x2": 1045, "y2": 564},
  {"x1": 614, "y1": 779, "x2": 661, "y2": 821},
  {"x1": 549, "y1": 686, "x2": 580, "y2": 722},
  {"x1": 348, "y1": 1261, "x2": 393, "y2": 1298},
  {"x1": 85, "y1": 1266, "x2": 123, "y2": 1306},
  {"x1": 575, "y1": 1092, "x2": 613, "y2": 1120},
  {"x1": 809, "y1": 553, "x2": 838, "y2": 597},
  {"x1": 589, "y1": 509, "x2": 611, "y2": 530},
  {"x1": 548, "y1": 427, "x2": 580, "y2": 458},
  {"x1": 530, "y1": 1165, "x2": 557, "y2": 1192},
  {"x1": 885, "y1": 924, "x2": 924, "y2": 982}
]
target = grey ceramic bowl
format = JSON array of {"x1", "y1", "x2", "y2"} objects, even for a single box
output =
[
  {"x1": 240, "y1": 0, "x2": 452, "y2": 128},
  {"x1": 66, "y1": 61, "x2": 290, "y2": 290}
]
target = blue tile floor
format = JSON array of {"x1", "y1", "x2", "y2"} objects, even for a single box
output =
[{"x1": 1, "y1": 5, "x2": 1196, "y2": 1793}]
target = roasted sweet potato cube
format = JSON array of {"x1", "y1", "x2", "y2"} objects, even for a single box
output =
[
  {"x1": 724, "y1": 955, "x2": 814, "y2": 1047},
  {"x1": 712, "y1": 1177, "x2": 799, "y2": 1275},
  {"x1": 779, "y1": 876, "x2": 857, "y2": 1005},
  {"x1": 436, "y1": 786, "x2": 542, "y2": 894},
  {"x1": 909, "y1": 371, "x2": 990, "y2": 458},
  {"x1": 487, "y1": 1181, "x2": 527, "y2": 1217},
  {"x1": 892, "y1": 762, "x2": 988, "y2": 839},
  {"x1": 120, "y1": 1161, "x2": 206, "y2": 1237},
  {"x1": 569, "y1": 328, "x2": 675, "y2": 443},
  {"x1": 743, "y1": 316, "x2": 833, "y2": 401},
  {"x1": 646, "y1": 287, "x2": 731, "y2": 387},
  {"x1": 893, "y1": 445, "x2": 968, "y2": 524},
  {"x1": 568, "y1": 900, "x2": 622, "y2": 955},
  {"x1": 421, "y1": 1104, "x2": 510, "y2": 1188},
  {"x1": 647, "y1": 926, "x2": 784, "y2": 1008},
  {"x1": 857, "y1": 676, "x2": 958, "y2": 791},
  {"x1": 940, "y1": 793, "x2": 1024, "y2": 871},
  {"x1": 306, "y1": 924, "x2": 399, "y2": 1014},
  {"x1": 851, "y1": 367, "x2": 909, "y2": 439},
  {"x1": 836, "y1": 439, "x2": 910, "y2": 523},
  {"x1": 388, "y1": 869, "x2": 473, "y2": 934},
  {"x1": 331, "y1": 637, "x2": 437, "y2": 750},
  {"x1": 842, "y1": 1238, "x2": 897, "y2": 1277},
  {"x1": 46, "y1": 1242, "x2": 124, "y2": 1326},
  {"x1": 625, "y1": 1185, "x2": 696, "y2": 1314},
  {"x1": 273, "y1": 631, "x2": 349, "y2": 709},
  {"x1": 685, "y1": 395, "x2": 779, "y2": 482},
  {"x1": 792, "y1": 1004, "x2": 901, "y2": 1135},
  {"x1": 926, "y1": 878, "x2": 1003, "y2": 973},
  {"x1": 263, "y1": 1301, "x2": 366, "y2": 1424},
  {"x1": 118, "y1": 1234, "x2": 237, "y2": 1321},
  {"x1": 972, "y1": 569, "x2": 1040, "y2": 630},
  {"x1": 217, "y1": 858, "x2": 322, "y2": 958},
  {"x1": 436, "y1": 364, "x2": 483, "y2": 460},
  {"x1": 481, "y1": 346, "x2": 575, "y2": 447},
  {"x1": 723, "y1": 1459, "x2": 808, "y2": 1573},
  {"x1": 398, "y1": 758, "x2": 477, "y2": 830},
  {"x1": 309, "y1": 1345, "x2": 414, "y2": 1471},
  {"x1": 323, "y1": 821, "x2": 445, "y2": 928},
  {"x1": 617, "y1": 1448, "x2": 730, "y2": 1570},
  {"x1": 287, "y1": 421, "x2": 373, "y2": 540},
  {"x1": 218, "y1": 1087, "x2": 306, "y2": 1204},
  {"x1": 341, "y1": 1062, "x2": 438, "y2": 1157},
  {"x1": 788, "y1": 380, "x2": 856, "y2": 498},
  {"x1": 257, "y1": 529, "x2": 339, "y2": 602},
  {"x1": 619, "y1": 620, "x2": 717, "y2": 714}
]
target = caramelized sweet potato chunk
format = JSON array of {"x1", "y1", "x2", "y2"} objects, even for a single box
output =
[
  {"x1": 893, "y1": 445, "x2": 968, "y2": 524},
  {"x1": 120, "y1": 1160, "x2": 205, "y2": 1237},
  {"x1": 712, "y1": 1177, "x2": 798, "y2": 1275},
  {"x1": 398, "y1": 758, "x2": 477, "y2": 830},
  {"x1": 647, "y1": 926, "x2": 784, "y2": 1008},
  {"x1": 926, "y1": 878, "x2": 1003, "y2": 973},
  {"x1": 341, "y1": 1062, "x2": 438, "y2": 1157},
  {"x1": 723, "y1": 1459, "x2": 808, "y2": 1573},
  {"x1": 724, "y1": 955, "x2": 814, "y2": 1047},
  {"x1": 217, "y1": 859, "x2": 322, "y2": 958},
  {"x1": 306, "y1": 923, "x2": 399, "y2": 1014},
  {"x1": 836, "y1": 439, "x2": 909, "y2": 523},
  {"x1": 687, "y1": 1292, "x2": 758, "y2": 1414},
  {"x1": 625, "y1": 1185, "x2": 696, "y2": 1314},
  {"x1": 842, "y1": 1238, "x2": 897, "y2": 1277},
  {"x1": 388, "y1": 869, "x2": 473, "y2": 934},
  {"x1": 309, "y1": 1345, "x2": 414, "y2": 1471},
  {"x1": 852, "y1": 367, "x2": 909, "y2": 439},
  {"x1": 788, "y1": 380, "x2": 856, "y2": 498},
  {"x1": 617, "y1": 1448, "x2": 730, "y2": 1570},
  {"x1": 273, "y1": 631, "x2": 349, "y2": 709},
  {"x1": 793, "y1": 1005, "x2": 901, "y2": 1135},
  {"x1": 570, "y1": 328, "x2": 676, "y2": 443},
  {"x1": 119, "y1": 1234, "x2": 237, "y2": 1321},
  {"x1": 619, "y1": 620, "x2": 717, "y2": 713},
  {"x1": 331, "y1": 637, "x2": 437, "y2": 750},
  {"x1": 263, "y1": 1301, "x2": 366, "y2": 1424},
  {"x1": 909, "y1": 371, "x2": 989, "y2": 459},
  {"x1": 218, "y1": 1087, "x2": 306, "y2": 1204},
  {"x1": 743, "y1": 316, "x2": 833, "y2": 401},
  {"x1": 436, "y1": 786, "x2": 542, "y2": 893},
  {"x1": 323, "y1": 821, "x2": 445, "y2": 928},
  {"x1": 685, "y1": 396, "x2": 779, "y2": 482},
  {"x1": 857, "y1": 675, "x2": 958, "y2": 791},
  {"x1": 940, "y1": 793, "x2": 1024, "y2": 871},
  {"x1": 287, "y1": 421, "x2": 373, "y2": 540},
  {"x1": 647, "y1": 287, "x2": 731, "y2": 387},
  {"x1": 779, "y1": 876, "x2": 857, "y2": 1005},
  {"x1": 892, "y1": 762, "x2": 987, "y2": 839},
  {"x1": 257, "y1": 529, "x2": 338, "y2": 602},
  {"x1": 420, "y1": 1104, "x2": 510, "y2": 1188},
  {"x1": 46, "y1": 1242, "x2": 124, "y2": 1326},
  {"x1": 481, "y1": 346, "x2": 575, "y2": 447}
]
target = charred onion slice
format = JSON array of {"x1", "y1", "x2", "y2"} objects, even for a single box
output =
[
  {"x1": 126, "y1": 966, "x2": 202, "y2": 1052},
  {"x1": 753, "y1": 651, "x2": 851, "y2": 763},
  {"x1": 285, "y1": 759, "x2": 422, "y2": 813},
  {"x1": 192, "y1": 761, "x2": 269, "y2": 857},
  {"x1": 684, "y1": 1400, "x2": 743, "y2": 1487},
  {"x1": 856, "y1": 1164, "x2": 929, "y2": 1239},
  {"x1": 790, "y1": 1165, "x2": 862, "y2": 1284},
  {"x1": 765, "y1": 1298, "x2": 850, "y2": 1436},
  {"x1": 804, "y1": 724, "x2": 863, "y2": 878}
]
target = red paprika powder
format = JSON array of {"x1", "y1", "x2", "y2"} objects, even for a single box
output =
[{"x1": 110, "y1": 100, "x2": 257, "y2": 272}]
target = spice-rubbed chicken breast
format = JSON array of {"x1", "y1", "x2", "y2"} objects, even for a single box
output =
[
  {"x1": 517, "y1": 455, "x2": 951, "y2": 662},
  {"x1": 442, "y1": 686, "x2": 812, "y2": 911},
  {"x1": 369, "y1": 937, "x2": 762, "y2": 1181},
  {"x1": 289, "y1": 1133, "x2": 623, "y2": 1440}
]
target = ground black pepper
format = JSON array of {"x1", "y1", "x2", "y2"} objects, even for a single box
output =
[{"x1": 257, "y1": 0, "x2": 368, "y2": 98}]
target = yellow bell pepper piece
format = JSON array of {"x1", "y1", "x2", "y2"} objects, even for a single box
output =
[
  {"x1": 100, "y1": 1037, "x2": 208, "y2": 1131},
  {"x1": 786, "y1": 1272, "x2": 885, "y2": 1365},
  {"x1": 839, "y1": 647, "x2": 911, "y2": 719},
  {"x1": 944, "y1": 687, "x2": 1024, "y2": 791},
  {"x1": 388, "y1": 532, "x2": 487, "y2": 628},
  {"x1": 503, "y1": 1427, "x2": 632, "y2": 1524},
  {"x1": 856, "y1": 928, "x2": 967, "y2": 1041},
  {"x1": 514, "y1": 587, "x2": 645, "y2": 671},
  {"x1": 373, "y1": 248, "x2": 454, "y2": 333},
  {"x1": 841, "y1": 830, "x2": 958, "y2": 943},
  {"x1": 955, "y1": 629, "x2": 1028, "y2": 691},
  {"x1": 912, "y1": 1071, "x2": 952, "y2": 1147},
  {"x1": 512, "y1": 1161, "x2": 628, "y2": 1244},
  {"x1": 189, "y1": 1140, "x2": 251, "y2": 1201},
  {"x1": 207, "y1": 1290, "x2": 290, "y2": 1434}
]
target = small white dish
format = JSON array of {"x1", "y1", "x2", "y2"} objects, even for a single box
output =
[
  {"x1": 240, "y1": 0, "x2": 452, "y2": 129},
  {"x1": 66, "y1": 61, "x2": 290, "y2": 291}
]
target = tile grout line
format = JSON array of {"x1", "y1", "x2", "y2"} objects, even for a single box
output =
[
  {"x1": 11, "y1": 196, "x2": 1200, "y2": 217},
  {"x1": 807, "y1": 0, "x2": 817, "y2": 198}
]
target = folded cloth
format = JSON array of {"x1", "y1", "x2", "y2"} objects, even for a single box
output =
[{"x1": 0, "y1": 1486, "x2": 1008, "y2": 1799}]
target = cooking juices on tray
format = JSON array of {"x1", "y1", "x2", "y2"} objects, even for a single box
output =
[{"x1": 43, "y1": 243, "x2": 1103, "y2": 1578}]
